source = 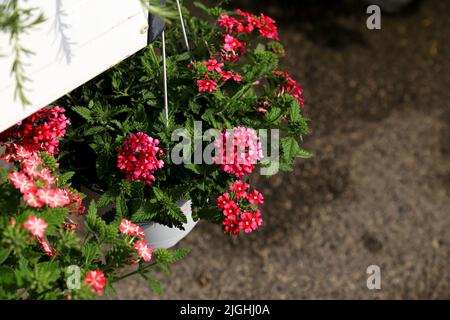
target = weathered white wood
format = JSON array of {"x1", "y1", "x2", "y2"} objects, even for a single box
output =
[{"x1": 0, "y1": 0, "x2": 149, "y2": 133}]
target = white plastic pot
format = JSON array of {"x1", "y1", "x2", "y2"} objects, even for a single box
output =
[
  {"x1": 138, "y1": 199, "x2": 198, "y2": 249},
  {"x1": 80, "y1": 185, "x2": 198, "y2": 249}
]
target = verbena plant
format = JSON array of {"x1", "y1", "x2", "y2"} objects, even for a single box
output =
[
  {"x1": 59, "y1": 2, "x2": 312, "y2": 234},
  {"x1": 0, "y1": 107, "x2": 188, "y2": 299}
]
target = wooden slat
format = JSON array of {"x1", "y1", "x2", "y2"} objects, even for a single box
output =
[{"x1": 0, "y1": 0, "x2": 149, "y2": 133}]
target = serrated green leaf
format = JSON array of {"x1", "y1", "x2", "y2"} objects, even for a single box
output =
[{"x1": 146, "y1": 276, "x2": 162, "y2": 295}]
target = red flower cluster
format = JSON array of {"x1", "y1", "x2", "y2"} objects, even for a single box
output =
[
  {"x1": 0, "y1": 106, "x2": 70, "y2": 156},
  {"x1": 117, "y1": 132, "x2": 164, "y2": 185},
  {"x1": 273, "y1": 70, "x2": 305, "y2": 107},
  {"x1": 119, "y1": 219, "x2": 153, "y2": 263},
  {"x1": 214, "y1": 127, "x2": 264, "y2": 177},
  {"x1": 85, "y1": 270, "x2": 107, "y2": 296},
  {"x1": 218, "y1": 10, "x2": 279, "y2": 40},
  {"x1": 217, "y1": 180, "x2": 264, "y2": 236},
  {"x1": 196, "y1": 59, "x2": 242, "y2": 93}
]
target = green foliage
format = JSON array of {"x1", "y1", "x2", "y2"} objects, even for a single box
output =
[
  {"x1": 0, "y1": 153, "x2": 187, "y2": 300},
  {"x1": 57, "y1": 1, "x2": 311, "y2": 232}
]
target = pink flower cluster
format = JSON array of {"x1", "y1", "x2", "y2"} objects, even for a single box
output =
[
  {"x1": 6, "y1": 145, "x2": 79, "y2": 210},
  {"x1": 196, "y1": 59, "x2": 242, "y2": 93},
  {"x1": 119, "y1": 219, "x2": 153, "y2": 263},
  {"x1": 0, "y1": 106, "x2": 70, "y2": 156},
  {"x1": 214, "y1": 127, "x2": 263, "y2": 177},
  {"x1": 274, "y1": 70, "x2": 305, "y2": 107},
  {"x1": 85, "y1": 270, "x2": 107, "y2": 296},
  {"x1": 217, "y1": 180, "x2": 264, "y2": 236},
  {"x1": 117, "y1": 132, "x2": 164, "y2": 185}
]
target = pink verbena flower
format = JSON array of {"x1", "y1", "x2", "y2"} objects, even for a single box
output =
[
  {"x1": 117, "y1": 132, "x2": 164, "y2": 185},
  {"x1": 224, "y1": 34, "x2": 243, "y2": 52},
  {"x1": 23, "y1": 216, "x2": 47, "y2": 238},
  {"x1": 37, "y1": 237, "x2": 56, "y2": 257},
  {"x1": 85, "y1": 270, "x2": 107, "y2": 296},
  {"x1": 134, "y1": 240, "x2": 153, "y2": 262},
  {"x1": 36, "y1": 188, "x2": 71, "y2": 208},
  {"x1": 214, "y1": 127, "x2": 263, "y2": 177},
  {"x1": 119, "y1": 219, "x2": 145, "y2": 238},
  {"x1": 8, "y1": 171, "x2": 35, "y2": 194}
]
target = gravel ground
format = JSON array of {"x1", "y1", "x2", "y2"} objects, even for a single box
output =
[{"x1": 109, "y1": 0, "x2": 450, "y2": 299}]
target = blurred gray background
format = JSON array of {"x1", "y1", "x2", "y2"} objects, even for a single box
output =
[{"x1": 110, "y1": 0, "x2": 450, "y2": 299}]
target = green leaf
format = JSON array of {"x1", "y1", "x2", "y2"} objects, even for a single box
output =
[
  {"x1": 146, "y1": 276, "x2": 162, "y2": 295},
  {"x1": 56, "y1": 171, "x2": 75, "y2": 187},
  {"x1": 184, "y1": 163, "x2": 201, "y2": 175},
  {"x1": 39, "y1": 207, "x2": 68, "y2": 233},
  {"x1": 82, "y1": 243, "x2": 101, "y2": 266},
  {"x1": 72, "y1": 106, "x2": 93, "y2": 121},
  {"x1": 265, "y1": 107, "x2": 284, "y2": 125},
  {"x1": 0, "y1": 248, "x2": 12, "y2": 265},
  {"x1": 281, "y1": 136, "x2": 301, "y2": 162}
]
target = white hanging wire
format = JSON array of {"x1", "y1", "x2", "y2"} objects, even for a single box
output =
[
  {"x1": 175, "y1": 0, "x2": 190, "y2": 51},
  {"x1": 162, "y1": 0, "x2": 190, "y2": 127},
  {"x1": 162, "y1": 30, "x2": 169, "y2": 127}
]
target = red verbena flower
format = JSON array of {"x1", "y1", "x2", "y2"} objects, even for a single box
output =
[
  {"x1": 258, "y1": 13, "x2": 279, "y2": 40},
  {"x1": 228, "y1": 180, "x2": 249, "y2": 199},
  {"x1": 0, "y1": 106, "x2": 70, "y2": 156},
  {"x1": 220, "y1": 70, "x2": 242, "y2": 83},
  {"x1": 217, "y1": 14, "x2": 240, "y2": 32},
  {"x1": 247, "y1": 189, "x2": 264, "y2": 205},
  {"x1": 274, "y1": 70, "x2": 305, "y2": 107},
  {"x1": 197, "y1": 79, "x2": 217, "y2": 93},
  {"x1": 217, "y1": 181, "x2": 265, "y2": 236},
  {"x1": 203, "y1": 59, "x2": 224, "y2": 73},
  {"x1": 223, "y1": 200, "x2": 241, "y2": 218},
  {"x1": 117, "y1": 132, "x2": 164, "y2": 185},
  {"x1": 216, "y1": 192, "x2": 231, "y2": 209},
  {"x1": 23, "y1": 216, "x2": 48, "y2": 238},
  {"x1": 85, "y1": 270, "x2": 107, "y2": 296},
  {"x1": 223, "y1": 216, "x2": 240, "y2": 236},
  {"x1": 239, "y1": 210, "x2": 263, "y2": 234}
]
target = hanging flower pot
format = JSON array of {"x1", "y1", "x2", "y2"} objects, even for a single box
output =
[
  {"x1": 56, "y1": 3, "x2": 311, "y2": 242},
  {"x1": 80, "y1": 183, "x2": 198, "y2": 249},
  {"x1": 138, "y1": 199, "x2": 198, "y2": 249}
]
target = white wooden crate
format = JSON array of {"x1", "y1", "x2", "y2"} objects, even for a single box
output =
[{"x1": 0, "y1": 0, "x2": 149, "y2": 133}]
